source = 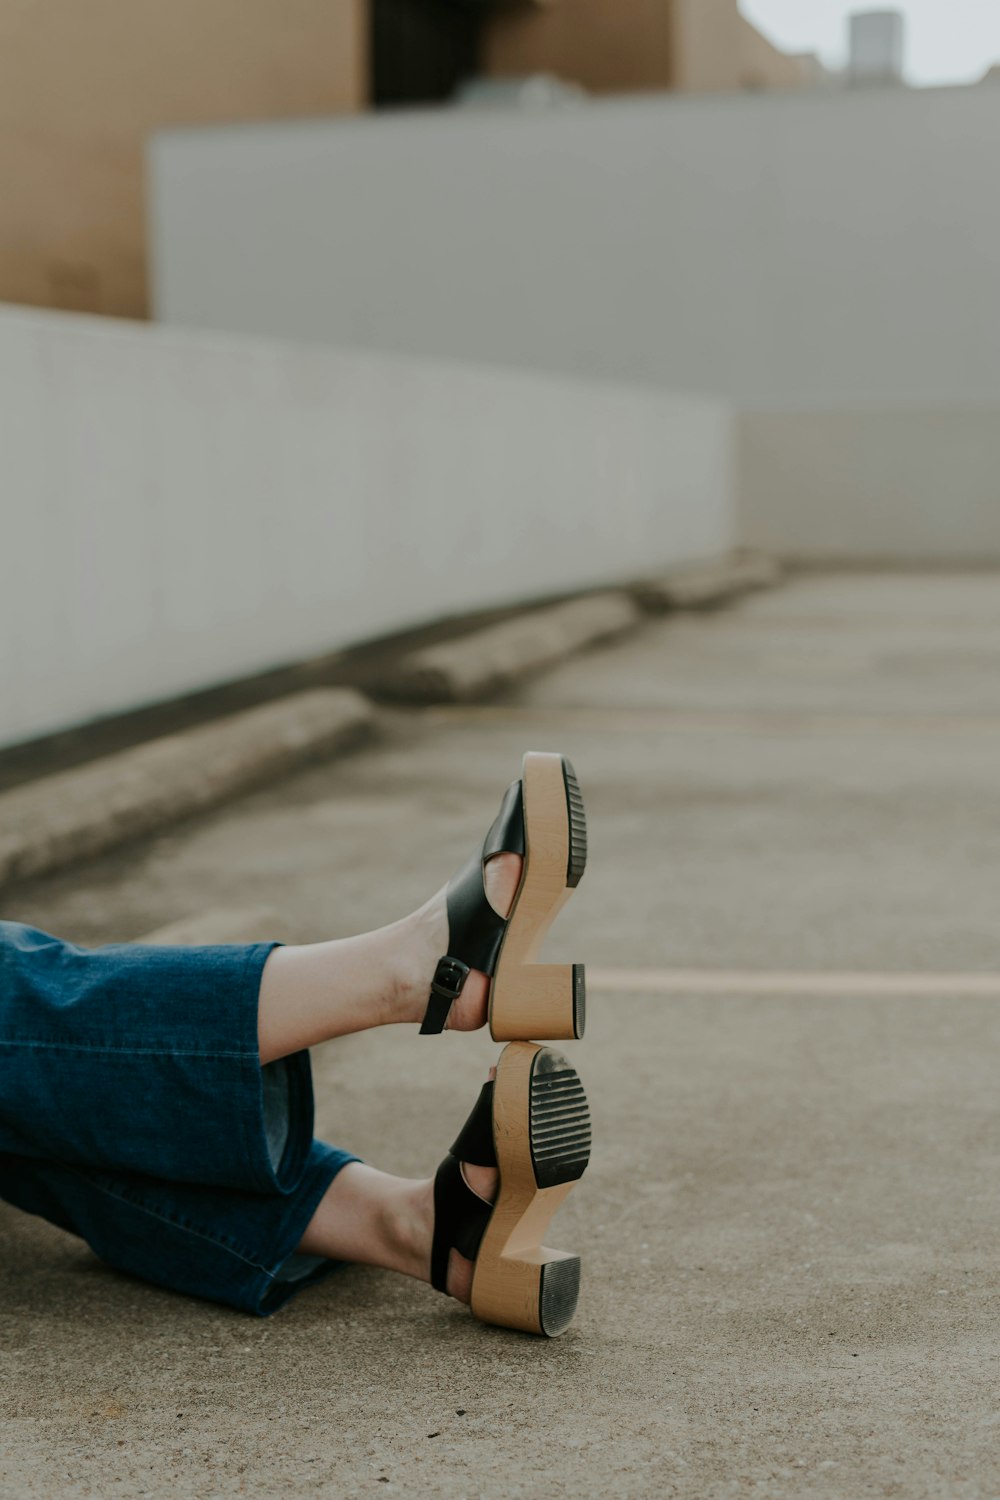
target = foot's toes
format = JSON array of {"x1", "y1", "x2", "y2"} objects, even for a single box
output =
[
  {"x1": 445, "y1": 854, "x2": 522, "y2": 1032},
  {"x1": 462, "y1": 1159, "x2": 499, "y2": 1204},
  {"x1": 483, "y1": 850, "x2": 523, "y2": 920},
  {"x1": 446, "y1": 1157, "x2": 500, "y2": 1301}
]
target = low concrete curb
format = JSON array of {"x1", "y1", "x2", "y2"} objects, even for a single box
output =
[
  {"x1": 634, "y1": 550, "x2": 782, "y2": 613},
  {"x1": 139, "y1": 906, "x2": 303, "y2": 947},
  {"x1": 0, "y1": 689, "x2": 374, "y2": 888},
  {"x1": 380, "y1": 591, "x2": 643, "y2": 703}
]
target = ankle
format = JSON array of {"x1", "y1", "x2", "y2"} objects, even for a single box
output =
[
  {"x1": 386, "y1": 899, "x2": 445, "y2": 1027},
  {"x1": 382, "y1": 1176, "x2": 434, "y2": 1282},
  {"x1": 336, "y1": 911, "x2": 433, "y2": 1030}
]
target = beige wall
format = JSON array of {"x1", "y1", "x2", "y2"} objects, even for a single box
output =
[
  {"x1": 669, "y1": 0, "x2": 742, "y2": 91},
  {"x1": 737, "y1": 16, "x2": 813, "y2": 91},
  {"x1": 0, "y1": 0, "x2": 365, "y2": 319},
  {"x1": 483, "y1": 0, "x2": 806, "y2": 97}
]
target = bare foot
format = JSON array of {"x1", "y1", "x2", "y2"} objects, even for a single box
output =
[
  {"x1": 396, "y1": 851, "x2": 522, "y2": 1031},
  {"x1": 299, "y1": 1070, "x2": 500, "y2": 1302}
]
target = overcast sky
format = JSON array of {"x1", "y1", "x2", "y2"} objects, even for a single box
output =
[{"x1": 739, "y1": 1, "x2": 1000, "y2": 85}]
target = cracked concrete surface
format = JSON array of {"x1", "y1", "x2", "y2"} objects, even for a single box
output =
[{"x1": 3, "y1": 571, "x2": 1000, "y2": 1498}]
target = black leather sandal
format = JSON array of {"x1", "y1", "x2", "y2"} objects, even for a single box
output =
[
  {"x1": 420, "y1": 751, "x2": 587, "y2": 1041},
  {"x1": 432, "y1": 1041, "x2": 591, "y2": 1336}
]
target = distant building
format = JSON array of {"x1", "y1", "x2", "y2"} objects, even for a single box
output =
[
  {"x1": 481, "y1": 0, "x2": 816, "y2": 97},
  {"x1": 848, "y1": 9, "x2": 905, "y2": 86},
  {"x1": 0, "y1": 0, "x2": 365, "y2": 321},
  {"x1": 0, "y1": 0, "x2": 813, "y2": 321}
]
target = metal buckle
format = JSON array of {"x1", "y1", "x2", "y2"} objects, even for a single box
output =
[{"x1": 430, "y1": 955, "x2": 470, "y2": 1000}]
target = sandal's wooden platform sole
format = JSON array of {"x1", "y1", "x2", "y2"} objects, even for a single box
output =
[
  {"x1": 471, "y1": 1042, "x2": 591, "y2": 1336},
  {"x1": 489, "y1": 752, "x2": 587, "y2": 1043}
]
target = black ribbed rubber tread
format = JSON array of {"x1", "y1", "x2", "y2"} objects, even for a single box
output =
[
  {"x1": 529, "y1": 1053, "x2": 591, "y2": 1189},
  {"x1": 562, "y1": 758, "x2": 587, "y2": 888},
  {"x1": 572, "y1": 963, "x2": 586, "y2": 1040},
  {"x1": 539, "y1": 1256, "x2": 581, "y2": 1337}
]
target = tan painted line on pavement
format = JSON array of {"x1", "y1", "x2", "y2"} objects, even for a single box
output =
[
  {"x1": 724, "y1": 614, "x2": 1000, "y2": 630},
  {"x1": 422, "y1": 705, "x2": 1000, "y2": 737},
  {"x1": 588, "y1": 967, "x2": 1000, "y2": 997}
]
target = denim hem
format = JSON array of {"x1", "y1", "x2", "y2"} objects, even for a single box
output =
[
  {"x1": 0, "y1": 922, "x2": 362, "y2": 1315},
  {"x1": 252, "y1": 1144, "x2": 363, "y2": 1316},
  {"x1": 232, "y1": 942, "x2": 317, "y2": 1196},
  {"x1": 1, "y1": 926, "x2": 302, "y2": 1191},
  {"x1": 0, "y1": 1142, "x2": 362, "y2": 1317}
]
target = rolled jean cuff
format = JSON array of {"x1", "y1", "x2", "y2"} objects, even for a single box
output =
[
  {"x1": 0, "y1": 929, "x2": 306, "y2": 1193},
  {"x1": 0, "y1": 1141, "x2": 361, "y2": 1317}
]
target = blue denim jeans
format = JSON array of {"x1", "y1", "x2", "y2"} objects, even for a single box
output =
[{"x1": 0, "y1": 921, "x2": 359, "y2": 1315}]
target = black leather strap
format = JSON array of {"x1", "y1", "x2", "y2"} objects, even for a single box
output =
[
  {"x1": 445, "y1": 779, "x2": 525, "y2": 975},
  {"x1": 483, "y1": 780, "x2": 526, "y2": 860},
  {"x1": 419, "y1": 955, "x2": 472, "y2": 1036},
  {"x1": 449, "y1": 1080, "x2": 496, "y2": 1166},
  {"x1": 429, "y1": 1081, "x2": 497, "y2": 1293},
  {"x1": 420, "y1": 780, "x2": 525, "y2": 1034},
  {"x1": 430, "y1": 1156, "x2": 494, "y2": 1293}
]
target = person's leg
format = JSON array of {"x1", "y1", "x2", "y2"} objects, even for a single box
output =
[
  {"x1": 0, "y1": 846, "x2": 521, "y2": 1187},
  {"x1": 0, "y1": 1140, "x2": 360, "y2": 1316},
  {"x1": 0, "y1": 822, "x2": 523, "y2": 1311},
  {"x1": 0, "y1": 846, "x2": 517, "y2": 1310},
  {"x1": 256, "y1": 852, "x2": 522, "y2": 1063},
  {"x1": 258, "y1": 857, "x2": 521, "y2": 1301},
  {"x1": 0, "y1": 1088, "x2": 497, "y2": 1313},
  {"x1": 0, "y1": 921, "x2": 304, "y2": 1192}
]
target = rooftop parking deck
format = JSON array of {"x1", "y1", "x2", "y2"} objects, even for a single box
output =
[{"x1": 4, "y1": 569, "x2": 1000, "y2": 1499}]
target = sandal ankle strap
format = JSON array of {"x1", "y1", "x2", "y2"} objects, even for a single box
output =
[{"x1": 419, "y1": 955, "x2": 472, "y2": 1035}]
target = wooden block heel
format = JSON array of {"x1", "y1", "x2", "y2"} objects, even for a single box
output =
[
  {"x1": 420, "y1": 750, "x2": 588, "y2": 1041},
  {"x1": 470, "y1": 1042, "x2": 591, "y2": 1336},
  {"x1": 488, "y1": 752, "x2": 588, "y2": 1042},
  {"x1": 490, "y1": 962, "x2": 586, "y2": 1044}
]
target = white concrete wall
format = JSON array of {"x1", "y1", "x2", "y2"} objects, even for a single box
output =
[
  {"x1": 152, "y1": 84, "x2": 1000, "y2": 405},
  {"x1": 739, "y1": 404, "x2": 1000, "y2": 561},
  {"x1": 0, "y1": 304, "x2": 734, "y2": 749}
]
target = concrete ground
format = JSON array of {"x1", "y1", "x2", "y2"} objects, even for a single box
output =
[{"x1": 3, "y1": 570, "x2": 1000, "y2": 1498}]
